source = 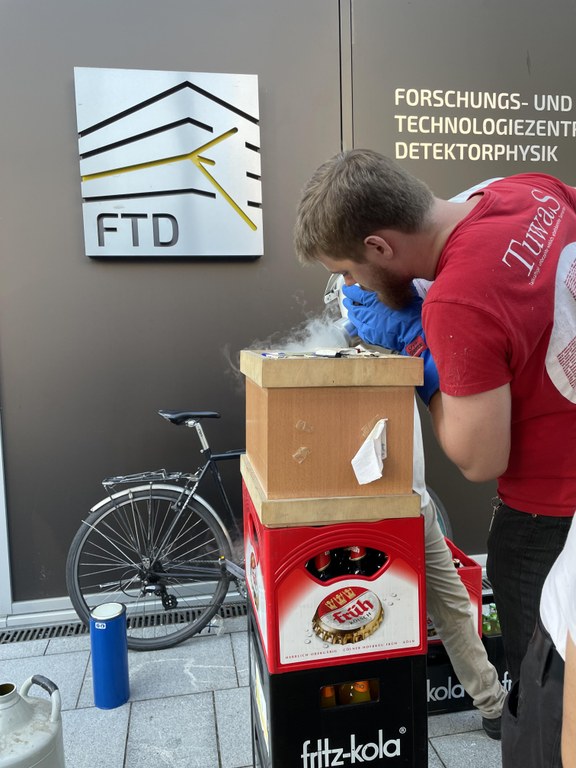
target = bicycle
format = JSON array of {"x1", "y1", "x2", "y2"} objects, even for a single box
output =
[
  {"x1": 65, "y1": 410, "x2": 246, "y2": 651},
  {"x1": 66, "y1": 408, "x2": 454, "y2": 652}
]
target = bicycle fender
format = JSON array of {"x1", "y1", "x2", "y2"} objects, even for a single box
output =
[
  {"x1": 90, "y1": 484, "x2": 234, "y2": 550},
  {"x1": 90, "y1": 483, "x2": 186, "y2": 512}
]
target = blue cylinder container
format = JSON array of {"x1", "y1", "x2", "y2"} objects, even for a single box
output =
[{"x1": 89, "y1": 602, "x2": 130, "y2": 709}]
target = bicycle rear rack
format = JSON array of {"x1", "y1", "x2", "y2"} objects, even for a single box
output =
[{"x1": 103, "y1": 470, "x2": 199, "y2": 488}]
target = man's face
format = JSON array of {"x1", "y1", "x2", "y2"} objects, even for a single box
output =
[{"x1": 318, "y1": 253, "x2": 414, "y2": 310}]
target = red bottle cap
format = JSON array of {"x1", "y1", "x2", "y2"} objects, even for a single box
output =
[
  {"x1": 348, "y1": 546, "x2": 366, "y2": 562},
  {"x1": 314, "y1": 551, "x2": 332, "y2": 572}
]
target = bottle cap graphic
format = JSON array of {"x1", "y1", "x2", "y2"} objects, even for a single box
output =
[{"x1": 312, "y1": 585, "x2": 383, "y2": 644}]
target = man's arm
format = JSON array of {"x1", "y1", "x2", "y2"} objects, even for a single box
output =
[
  {"x1": 563, "y1": 631, "x2": 576, "y2": 768},
  {"x1": 342, "y1": 282, "x2": 512, "y2": 483},
  {"x1": 428, "y1": 385, "x2": 511, "y2": 482}
]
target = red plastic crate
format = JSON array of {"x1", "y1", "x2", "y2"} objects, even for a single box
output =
[
  {"x1": 243, "y1": 481, "x2": 426, "y2": 673},
  {"x1": 426, "y1": 539, "x2": 482, "y2": 645}
]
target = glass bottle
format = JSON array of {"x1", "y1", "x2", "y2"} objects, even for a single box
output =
[
  {"x1": 339, "y1": 680, "x2": 372, "y2": 705},
  {"x1": 320, "y1": 684, "x2": 337, "y2": 708},
  {"x1": 307, "y1": 550, "x2": 336, "y2": 581},
  {"x1": 345, "y1": 546, "x2": 368, "y2": 575}
]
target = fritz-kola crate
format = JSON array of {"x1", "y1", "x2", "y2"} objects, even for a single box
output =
[
  {"x1": 426, "y1": 634, "x2": 512, "y2": 716},
  {"x1": 240, "y1": 350, "x2": 423, "y2": 500},
  {"x1": 426, "y1": 556, "x2": 511, "y2": 715},
  {"x1": 243, "y1": 481, "x2": 427, "y2": 673},
  {"x1": 249, "y1": 607, "x2": 428, "y2": 768}
]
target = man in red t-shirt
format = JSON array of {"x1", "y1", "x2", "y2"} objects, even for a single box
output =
[{"x1": 293, "y1": 150, "x2": 576, "y2": 690}]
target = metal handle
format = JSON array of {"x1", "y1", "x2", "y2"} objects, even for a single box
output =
[{"x1": 20, "y1": 675, "x2": 62, "y2": 722}]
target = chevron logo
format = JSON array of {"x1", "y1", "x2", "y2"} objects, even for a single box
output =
[{"x1": 74, "y1": 67, "x2": 262, "y2": 258}]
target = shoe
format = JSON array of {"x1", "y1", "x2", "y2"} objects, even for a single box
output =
[{"x1": 482, "y1": 715, "x2": 501, "y2": 740}]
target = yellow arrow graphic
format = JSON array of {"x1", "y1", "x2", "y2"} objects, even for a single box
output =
[{"x1": 82, "y1": 127, "x2": 257, "y2": 230}]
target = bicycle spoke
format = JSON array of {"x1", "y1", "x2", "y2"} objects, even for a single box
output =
[{"x1": 67, "y1": 487, "x2": 232, "y2": 650}]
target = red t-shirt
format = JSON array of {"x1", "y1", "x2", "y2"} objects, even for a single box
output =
[{"x1": 423, "y1": 173, "x2": 576, "y2": 516}]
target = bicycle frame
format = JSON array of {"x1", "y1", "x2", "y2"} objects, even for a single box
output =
[
  {"x1": 102, "y1": 419, "x2": 243, "y2": 513},
  {"x1": 93, "y1": 416, "x2": 246, "y2": 572}
]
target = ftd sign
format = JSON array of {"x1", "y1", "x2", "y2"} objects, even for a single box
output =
[
  {"x1": 96, "y1": 214, "x2": 179, "y2": 247},
  {"x1": 74, "y1": 67, "x2": 262, "y2": 258}
]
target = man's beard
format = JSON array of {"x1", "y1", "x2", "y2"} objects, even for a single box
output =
[
  {"x1": 376, "y1": 283, "x2": 414, "y2": 310},
  {"x1": 362, "y1": 263, "x2": 414, "y2": 310}
]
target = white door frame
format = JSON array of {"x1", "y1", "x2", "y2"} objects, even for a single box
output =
[{"x1": 0, "y1": 415, "x2": 14, "y2": 627}]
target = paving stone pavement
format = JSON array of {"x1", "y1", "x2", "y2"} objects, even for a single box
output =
[{"x1": 0, "y1": 615, "x2": 502, "y2": 767}]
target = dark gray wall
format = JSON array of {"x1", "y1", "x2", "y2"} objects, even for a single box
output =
[
  {"x1": 2, "y1": 0, "x2": 573, "y2": 605},
  {"x1": 0, "y1": 0, "x2": 341, "y2": 601}
]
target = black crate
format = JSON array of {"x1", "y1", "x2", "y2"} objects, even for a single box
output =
[
  {"x1": 426, "y1": 579, "x2": 512, "y2": 715},
  {"x1": 426, "y1": 629, "x2": 512, "y2": 715},
  {"x1": 426, "y1": 641, "x2": 475, "y2": 715},
  {"x1": 249, "y1": 610, "x2": 428, "y2": 767}
]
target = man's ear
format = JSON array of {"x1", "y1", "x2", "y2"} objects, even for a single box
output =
[{"x1": 363, "y1": 234, "x2": 393, "y2": 261}]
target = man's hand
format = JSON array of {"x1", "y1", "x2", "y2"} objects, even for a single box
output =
[
  {"x1": 342, "y1": 283, "x2": 439, "y2": 406},
  {"x1": 342, "y1": 283, "x2": 425, "y2": 352}
]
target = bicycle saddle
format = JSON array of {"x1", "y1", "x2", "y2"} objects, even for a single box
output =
[{"x1": 158, "y1": 410, "x2": 221, "y2": 425}]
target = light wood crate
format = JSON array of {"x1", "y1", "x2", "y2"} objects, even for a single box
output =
[
  {"x1": 241, "y1": 453, "x2": 420, "y2": 527},
  {"x1": 240, "y1": 350, "x2": 423, "y2": 500}
]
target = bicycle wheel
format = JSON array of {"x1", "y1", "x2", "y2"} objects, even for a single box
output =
[{"x1": 66, "y1": 485, "x2": 232, "y2": 650}]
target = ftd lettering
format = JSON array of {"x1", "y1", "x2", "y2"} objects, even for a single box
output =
[{"x1": 96, "y1": 213, "x2": 179, "y2": 247}]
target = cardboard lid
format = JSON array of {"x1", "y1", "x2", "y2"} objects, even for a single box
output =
[{"x1": 240, "y1": 349, "x2": 423, "y2": 388}]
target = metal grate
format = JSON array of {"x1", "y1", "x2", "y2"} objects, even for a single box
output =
[
  {"x1": 0, "y1": 601, "x2": 248, "y2": 644},
  {"x1": 0, "y1": 622, "x2": 88, "y2": 644}
]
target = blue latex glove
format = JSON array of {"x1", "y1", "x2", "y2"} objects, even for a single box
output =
[{"x1": 342, "y1": 283, "x2": 439, "y2": 406}]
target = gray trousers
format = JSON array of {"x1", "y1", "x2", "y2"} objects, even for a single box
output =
[{"x1": 424, "y1": 498, "x2": 506, "y2": 719}]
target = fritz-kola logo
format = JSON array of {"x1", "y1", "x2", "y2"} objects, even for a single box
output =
[
  {"x1": 74, "y1": 67, "x2": 262, "y2": 258},
  {"x1": 301, "y1": 731, "x2": 403, "y2": 766},
  {"x1": 427, "y1": 671, "x2": 512, "y2": 702},
  {"x1": 427, "y1": 675, "x2": 465, "y2": 703}
]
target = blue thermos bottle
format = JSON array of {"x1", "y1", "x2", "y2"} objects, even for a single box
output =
[{"x1": 89, "y1": 602, "x2": 130, "y2": 709}]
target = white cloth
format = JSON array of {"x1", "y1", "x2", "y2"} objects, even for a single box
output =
[
  {"x1": 351, "y1": 418, "x2": 387, "y2": 484},
  {"x1": 413, "y1": 402, "x2": 430, "y2": 510},
  {"x1": 540, "y1": 514, "x2": 576, "y2": 660}
]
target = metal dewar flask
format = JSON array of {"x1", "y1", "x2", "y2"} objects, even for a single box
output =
[{"x1": 0, "y1": 676, "x2": 65, "y2": 768}]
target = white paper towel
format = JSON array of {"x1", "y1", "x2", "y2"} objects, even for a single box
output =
[{"x1": 351, "y1": 418, "x2": 388, "y2": 485}]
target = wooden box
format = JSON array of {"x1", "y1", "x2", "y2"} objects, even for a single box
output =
[
  {"x1": 241, "y1": 453, "x2": 420, "y2": 527},
  {"x1": 240, "y1": 350, "x2": 423, "y2": 500}
]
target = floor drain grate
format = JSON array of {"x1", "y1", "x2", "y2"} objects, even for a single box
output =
[
  {"x1": 0, "y1": 601, "x2": 248, "y2": 645},
  {"x1": 0, "y1": 623, "x2": 88, "y2": 644},
  {"x1": 219, "y1": 601, "x2": 248, "y2": 619}
]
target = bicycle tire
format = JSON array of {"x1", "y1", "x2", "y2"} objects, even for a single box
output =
[{"x1": 66, "y1": 485, "x2": 232, "y2": 650}]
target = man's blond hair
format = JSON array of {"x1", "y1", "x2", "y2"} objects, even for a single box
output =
[{"x1": 294, "y1": 149, "x2": 434, "y2": 264}]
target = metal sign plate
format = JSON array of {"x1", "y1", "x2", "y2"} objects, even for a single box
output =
[{"x1": 74, "y1": 67, "x2": 262, "y2": 258}]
